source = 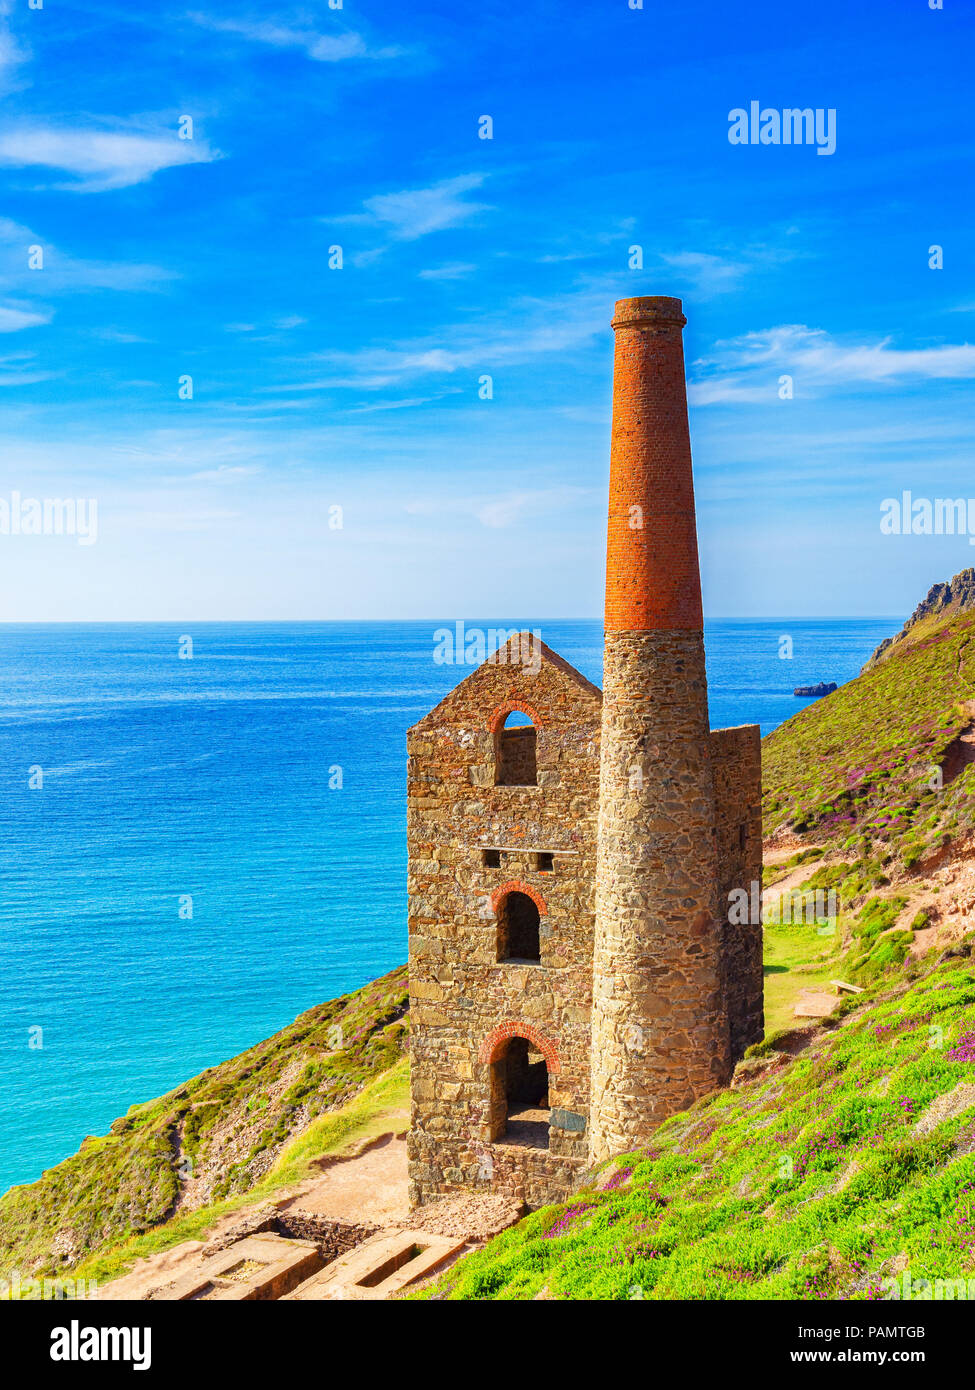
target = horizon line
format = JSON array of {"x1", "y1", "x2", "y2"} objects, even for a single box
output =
[{"x1": 0, "y1": 614, "x2": 904, "y2": 626}]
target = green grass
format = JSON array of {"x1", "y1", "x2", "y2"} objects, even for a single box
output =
[
  {"x1": 418, "y1": 947, "x2": 975, "y2": 1300},
  {"x1": 762, "y1": 922, "x2": 840, "y2": 1034}
]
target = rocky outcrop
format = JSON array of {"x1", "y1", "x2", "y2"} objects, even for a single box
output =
[
  {"x1": 793, "y1": 682, "x2": 837, "y2": 698},
  {"x1": 863, "y1": 568, "x2": 975, "y2": 671}
]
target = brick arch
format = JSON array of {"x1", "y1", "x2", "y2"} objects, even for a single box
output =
[
  {"x1": 478, "y1": 1021, "x2": 561, "y2": 1074},
  {"x1": 488, "y1": 700, "x2": 542, "y2": 734},
  {"x1": 490, "y1": 880, "x2": 548, "y2": 916}
]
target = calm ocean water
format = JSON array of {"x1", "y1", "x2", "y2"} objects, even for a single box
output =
[{"x1": 0, "y1": 618, "x2": 897, "y2": 1192}]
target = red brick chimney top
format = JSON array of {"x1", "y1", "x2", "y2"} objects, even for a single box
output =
[
  {"x1": 610, "y1": 296, "x2": 687, "y2": 330},
  {"x1": 604, "y1": 294, "x2": 704, "y2": 632}
]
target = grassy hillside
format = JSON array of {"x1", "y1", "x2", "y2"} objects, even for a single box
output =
[
  {"x1": 0, "y1": 965, "x2": 408, "y2": 1279},
  {"x1": 8, "y1": 595, "x2": 975, "y2": 1300},
  {"x1": 420, "y1": 940, "x2": 975, "y2": 1300},
  {"x1": 763, "y1": 608, "x2": 975, "y2": 864}
]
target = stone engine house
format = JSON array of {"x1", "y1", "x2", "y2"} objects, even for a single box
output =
[{"x1": 407, "y1": 296, "x2": 763, "y2": 1210}]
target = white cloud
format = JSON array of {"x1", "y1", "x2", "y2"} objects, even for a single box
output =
[
  {"x1": 688, "y1": 379, "x2": 779, "y2": 406},
  {"x1": 189, "y1": 464, "x2": 262, "y2": 482},
  {"x1": 347, "y1": 394, "x2": 452, "y2": 414},
  {"x1": 0, "y1": 2, "x2": 28, "y2": 96},
  {"x1": 292, "y1": 285, "x2": 610, "y2": 392},
  {"x1": 186, "y1": 13, "x2": 403, "y2": 62},
  {"x1": 418, "y1": 262, "x2": 477, "y2": 281},
  {"x1": 339, "y1": 174, "x2": 491, "y2": 242},
  {"x1": 0, "y1": 216, "x2": 172, "y2": 291},
  {"x1": 93, "y1": 327, "x2": 150, "y2": 344},
  {"x1": 0, "y1": 345, "x2": 52, "y2": 384},
  {"x1": 0, "y1": 125, "x2": 218, "y2": 192},
  {"x1": 690, "y1": 323, "x2": 975, "y2": 404},
  {"x1": 226, "y1": 315, "x2": 305, "y2": 337},
  {"x1": 405, "y1": 486, "x2": 593, "y2": 529},
  {"x1": 659, "y1": 250, "x2": 749, "y2": 296},
  {"x1": 0, "y1": 301, "x2": 51, "y2": 332},
  {"x1": 655, "y1": 235, "x2": 808, "y2": 300}
]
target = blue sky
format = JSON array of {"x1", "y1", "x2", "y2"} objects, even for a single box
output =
[{"x1": 0, "y1": 0, "x2": 973, "y2": 621}]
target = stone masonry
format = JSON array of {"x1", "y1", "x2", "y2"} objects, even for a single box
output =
[{"x1": 407, "y1": 295, "x2": 763, "y2": 1209}]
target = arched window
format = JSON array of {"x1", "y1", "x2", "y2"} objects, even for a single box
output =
[
  {"x1": 496, "y1": 890, "x2": 540, "y2": 963},
  {"x1": 495, "y1": 709, "x2": 537, "y2": 787},
  {"x1": 488, "y1": 1036, "x2": 550, "y2": 1149}
]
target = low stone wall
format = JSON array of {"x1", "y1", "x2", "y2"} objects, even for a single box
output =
[
  {"x1": 409, "y1": 1130, "x2": 585, "y2": 1211},
  {"x1": 203, "y1": 1208, "x2": 378, "y2": 1264}
]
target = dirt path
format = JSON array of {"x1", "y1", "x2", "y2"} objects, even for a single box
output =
[
  {"x1": 277, "y1": 1132, "x2": 410, "y2": 1226},
  {"x1": 761, "y1": 858, "x2": 827, "y2": 914}
]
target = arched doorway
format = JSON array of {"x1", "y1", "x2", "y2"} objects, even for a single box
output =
[
  {"x1": 488, "y1": 1035, "x2": 550, "y2": 1149},
  {"x1": 496, "y1": 890, "x2": 540, "y2": 963}
]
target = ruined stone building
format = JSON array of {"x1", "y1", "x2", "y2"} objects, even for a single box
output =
[{"x1": 407, "y1": 296, "x2": 763, "y2": 1209}]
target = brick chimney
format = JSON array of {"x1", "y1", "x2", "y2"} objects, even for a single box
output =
[
  {"x1": 589, "y1": 296, "x2": 730, "y2": 1165},
  {"x1": 604, "y1": 297, "x2": 703, "y2": 632}
]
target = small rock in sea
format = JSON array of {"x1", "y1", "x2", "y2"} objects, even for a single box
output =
[{"x1": 793, "y1": 681, "x2": 837, "y2": 698}]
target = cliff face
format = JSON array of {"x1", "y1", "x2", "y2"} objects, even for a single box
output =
[{"x1": 863, "y1": 568, "x2": 975, "y2": 671}]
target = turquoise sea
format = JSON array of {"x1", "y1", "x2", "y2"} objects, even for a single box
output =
[{"x1": 0, "y1": 618, "x2": 897, "y2": 1192}]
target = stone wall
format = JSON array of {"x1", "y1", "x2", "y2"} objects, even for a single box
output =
[
  {"x1": 711, "y1": 724, "x2": 765, "y2": 1059},
  {"x1": 407, "y1": 637, "x2": 601, "y2": 1208},
  {"x1": 589, "y1": 629, "x2": 730, "y2": 1164}
]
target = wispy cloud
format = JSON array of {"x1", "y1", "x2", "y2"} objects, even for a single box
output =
[
  {"x1": 224, "y1": 314, "x2": 307, "y2": 338},
  {"x1": 288, "y1": 285, "x2": 610, "y2": 392},
  {"x1": 186, "y1": 12, "x2": 404, "y2": 63},
  {"x1": 659, "y1": 250, "x2": 749, "y2": 296},
  {"x1": 92, "y1": 327, "x2": 150, "y2": 344},
  {"x1": 690, "y1": 323, "x2": 975, "y2": 404},
  {"x1": 0, "y1": 347, "x2": 52, "y2": 385},
  {"x1": 405, "y1": 485, "x2": 593, "y2": 529},
  {"x1": 418, "y1": 262, "x2": 477, "y2": 281},
  {"x1": 0, "y1": 1, "x2": 29, "y2": 96},
  {"x1": 0, "y1": 216, "x2": 172, "y2": 292},
  {"x1": 346, "y1": 394, "x2": 455, "y2": 414},
  {"x1": 189, "y1": 464, "x2": 262, "y2": 483},
  {"x1": 0, "y1": 123, "x2": 219, "y2": 192},
  {"x1": 0, "y1": 301, "x2": 51, "y2": 332},
  {"x1": 335, "y1": 173, "x2": 491, "y2": 243},
  {"x1": 657, "y1": 233, "x2": 808, "y2": 299}
]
